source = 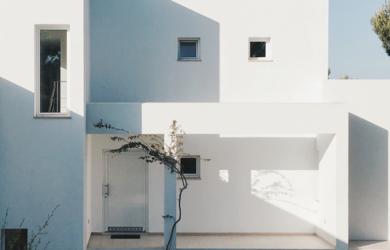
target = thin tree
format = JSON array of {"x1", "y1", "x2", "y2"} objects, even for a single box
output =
[{"x1": 94, "y1": 119, "x2": 188, "y2": 250}]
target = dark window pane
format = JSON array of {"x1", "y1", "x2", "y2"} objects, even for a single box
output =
[
  {"x1": 180, "y1": 157, "x2": 197, "y2": 174},
  {"x1": 40, "y1": 30, "x2": 67, "y2": 113},
  {"x1": 250, "y1": 41, "x2": 266, "y2": 58},
  {"x1": 179, "y1": 40, "x2": 197, "y2": 59},
  {"x1": 1, "y1": 229, "x2": 28, "y2": 250}
]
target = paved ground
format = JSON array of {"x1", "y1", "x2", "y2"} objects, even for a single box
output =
[
  {"x1": 88, "y1": 233, "x2": 335, "y2": 250},
  {"x1": 349, "y1": 241, "x2": 390, "y2": 250}
]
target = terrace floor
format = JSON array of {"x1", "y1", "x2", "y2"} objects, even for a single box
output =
[
  {"x1": 349, "y1": 241, "x2": 390, "y2": 250},
  {"x1": 87, "y1": 233, "x2": 335, "y2": 250}
]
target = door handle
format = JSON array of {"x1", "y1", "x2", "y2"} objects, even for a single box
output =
[{"x1": 103, "y1": 184, "x2": 110, "y2": 198}]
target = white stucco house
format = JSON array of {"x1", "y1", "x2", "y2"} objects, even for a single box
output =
[{"x1": 1, "y1": 0, "x2": 390, "y2": 250}]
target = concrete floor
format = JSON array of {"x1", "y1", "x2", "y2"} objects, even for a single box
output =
[
  {"x1": 349, "y1": 241, "x2": 390, "y2": 250},
  {"x1": 87, "y1": 233, "x2": 335, "y2": 250}
]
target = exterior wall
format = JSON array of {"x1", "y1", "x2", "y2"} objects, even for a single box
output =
[
  {"x1": 89, "y1": 0, "x2": 328, "y2": 103},
  {"x1": 89, "y1": 135, "x2": 320, "y2": 233},
  {"x1": 348, "y1": 114, "x2": 388, "y2": 240},
  {"x1": 0, "y1": 1, "x2": 86, "y2": 249},
  {"x1": 316, "y1": 134, "x2": 337, "y2": 245},
  {"x1": 171, "y1": 135, "x2": 319, "y2": 233},
  {"x1": 325, "y1": 80, "x2": 390, "y2": 241}
]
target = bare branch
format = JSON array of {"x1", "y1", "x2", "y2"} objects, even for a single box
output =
[
  {"x1": 28, "y1": 204, "x2": 60, "y2": 250},
  {"x1": 1, "y1": 208, "x2": 9, "y2": 229},
  {"x1": 19, "y1": 218, "x2": 25, "y2": 228}
]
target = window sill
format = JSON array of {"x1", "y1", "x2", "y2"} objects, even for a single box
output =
[
  {"x1": 178, "y1": 176, "x2": 201, "y2": 180},
  {"x1": 34, "y1": 113, "x2": 71, "y2": 119},
  {"x1": 248, "y1": 58, "x2": 273, "y2": 62},
  {"x1": 177, "y1": 58, "x2": 202, "y2": 62}
]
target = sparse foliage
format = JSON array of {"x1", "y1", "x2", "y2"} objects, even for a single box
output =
[
  {"x1": 1, "y1": 208, "x2": 9, "y2": 230},
  {"x1": 372, "y1": 2, "x2": 390, "y2": 56},
  {"x1": 1, "y1": 205, "x2": 59, "y2": 250},
  {"x1": 94, "y1": 119, "x2": 188, "y2": 250},
  {"x1": 28, "y1": 204, "x2": 60, "y2": 250}
]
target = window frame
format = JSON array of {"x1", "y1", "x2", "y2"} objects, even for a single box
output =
[
  {"x1": 34, "y1": 24, "x2": 71, "y2": 118},
  {"x1": 177, "y1": 37, "x2": 201, "y2": 61},
  {"x1": 248, "y1": 37, "x2": 272, "y2": 62},
  {"x1": 179, "y1": 155, "x2": 201, "y2": 179}
]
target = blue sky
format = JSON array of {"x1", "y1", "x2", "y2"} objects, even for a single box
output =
[{"x1": 330, "y1": 0, "x2": 390, "y2": 79}]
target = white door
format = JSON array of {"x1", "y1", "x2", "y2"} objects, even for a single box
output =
[{"x1": 104, "y1": 151, "x2": 147, "y2": 232}]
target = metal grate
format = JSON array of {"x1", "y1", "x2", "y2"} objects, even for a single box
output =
[{"x1": 107, "y1": 226, "x2": 144, "y2": 233}]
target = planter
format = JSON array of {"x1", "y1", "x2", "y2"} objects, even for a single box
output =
[{"x1": 1, "y1": 229, "x2": 27, "y2": 250}]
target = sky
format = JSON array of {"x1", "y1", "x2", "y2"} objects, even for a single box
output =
[{"x1": 330, "y1": 0, "x2": 390, "y2": 79}]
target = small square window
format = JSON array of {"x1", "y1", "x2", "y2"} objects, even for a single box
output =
[
  {"x1": 180, "y1": 156, "x2": 200, "y2": 178},
  {"x1": 249, "y1": 38, "x2": 271, "y2": 61},
  {"x1": 250, "y1": 41, "x2": 266, "y2": 58},
  {"x1": 178, "y1": 38, "x2": 200, "y2": 61}
]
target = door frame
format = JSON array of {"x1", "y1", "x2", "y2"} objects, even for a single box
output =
[{"x1": 103, "y1": 149, "x2": 149, "y2": 232}]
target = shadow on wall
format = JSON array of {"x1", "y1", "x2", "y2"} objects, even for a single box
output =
[
  {"x1": 0, "y1": 77, "x2": 85, "y2": 250},
  {"x1": 90, "y1": 0, "x2": 220, "y2": 102},
  {"x1": 175, "y1": 135, "x2": 320, "y2": 233},
  {"x1": 87, "y1": 103, "x2": 143, "y2": 134},
  {"x1": 349, "y1": 113, "x2": 388, "y2": 241}
]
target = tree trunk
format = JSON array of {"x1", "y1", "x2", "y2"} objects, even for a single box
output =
[{"x1": 164, "y1": 163, "x2": 176, "y2": 250}]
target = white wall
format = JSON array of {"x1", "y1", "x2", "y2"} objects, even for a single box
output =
[
  {"x1": 325, "y1": 80, "x2": 390, "y2": 242},
  {"x1": 348, "y1": 114, "x2": 388, "y2": 240},
  {"x1": 316, "y1": 134, "x2": 337, "y2": 245},
  {"x1": 89, "y1": 134, "x2": 322, "y2": 233},
  {"x1": 0, "y1": 0, "x2": 86, "y2": 249},
  {"x1": 89, "y1": 0, "x2": 328, "y2": 103}
]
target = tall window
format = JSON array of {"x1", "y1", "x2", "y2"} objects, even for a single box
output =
[{"x1": 36, "y1": 26, "x2": 69, "y2": 117}]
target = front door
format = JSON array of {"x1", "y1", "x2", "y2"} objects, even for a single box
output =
[{"x1": 104, "y1": 151, "x2": 147, "y2": 232}]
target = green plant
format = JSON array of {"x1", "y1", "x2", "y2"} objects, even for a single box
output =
[{"x1": 372, "y1": 2, "x2": 390, "y2": 56}]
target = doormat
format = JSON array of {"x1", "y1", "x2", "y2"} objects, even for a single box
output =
[
  {"x1": 110, "y1": 234, "x2": 141, "y2": 239},
  {"x1": 108, "y1": 226, "x2": 144, "y2": 233}
]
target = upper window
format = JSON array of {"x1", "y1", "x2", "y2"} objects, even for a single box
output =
[
  {"x1": 36, "y1": 26, "x2": 69, "y2": 117},
  {"x1": 178, "y1": 38, "x2": 200, "y2": 61},
  {"x1": 249, "y1": 37, "x2": 272, "y2": 61},
  {"x1": 180, "y1": 155, "x2": 201, "y2": 178}
]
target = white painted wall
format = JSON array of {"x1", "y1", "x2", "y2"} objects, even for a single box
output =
[
  {"x1": 174, "y1": 135, "x2": 318, "y2": 233},
  {"x1": 89, "y1": 134, "x2": 323, "y2": 233},
  {"x1": 348, "y1": 114, "x2": 388, "y2": 240},
  {"x1": 325, "y1": 80, "x2": 390, "y2": 241},
  {"x1": 0, "y1": 0, "x2": 86, "y2": 249},
  {"x1": 89, "y1": 0, "x2": 328, "y2": 103},
  {"x1": 316, "y1": 134, "x2": 337, "y2": 245}
]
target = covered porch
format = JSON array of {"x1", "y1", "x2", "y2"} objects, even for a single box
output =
[{"x1": 85, "y1": 102, "x2": 349, "y2": 250}]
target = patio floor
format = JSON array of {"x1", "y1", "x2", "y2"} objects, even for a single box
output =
[
  {"x1": 349, "y1": 241, "x2": 390, "y2": 250},
  {"x1": 87, "y1": 233, "x2": 335, "y2": 250}
]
